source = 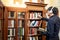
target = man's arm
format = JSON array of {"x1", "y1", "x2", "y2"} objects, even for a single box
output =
[{"x1": 41, "y1": 17, "x2": 49, "y2": 21}]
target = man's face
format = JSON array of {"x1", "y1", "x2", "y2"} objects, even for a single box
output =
[{"x1": 46, "y1": 11, "x2": 53, "y2": 18}]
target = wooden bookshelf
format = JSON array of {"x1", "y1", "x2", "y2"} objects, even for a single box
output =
[
  {"x1": 0, "y1": 1, "x2": 47, "y2": 40},
  {"x1": 3, "y1": 7, "x2": 26, "y2": 40},
  {"x1": 25, "y1": 2, "x2": 47, "y2": 40}
]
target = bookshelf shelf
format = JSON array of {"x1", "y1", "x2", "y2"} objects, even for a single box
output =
[
  {"x1": 28, "y1": 19, "x2": 41, "y2": 21},
  {"x1": 18, "y1": 18, "x2": 25, "y2": 20},
  {"x1": 8, "y1": 18, "x2": 15, "y2": 20},
  {"x1": 29, "y1": 26, "x2": 39, "y2": 28},
  {"x1": 28, "y1": 34, "x2": 41, "y2": 37},
  {"x1": 8, "y1": 27, "x2": 15, "y2": 29}
]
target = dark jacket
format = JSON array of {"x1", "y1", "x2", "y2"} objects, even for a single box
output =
[{"x1": 41, "y1": 15, "x2": 60, "y2": 40}]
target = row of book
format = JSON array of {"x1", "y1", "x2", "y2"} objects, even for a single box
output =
[
  {"x1": 30, "y1": 12, "x2": 42, "y2": 19},
  {"x1": 8, "y1": 37, "x2": 14, "y2": 40},
  {"x1": 8, "y1": 28, "x2": 24, "y2": 36},
  {"x1": 8, "y1": 11, "x2": 25, "y2": 18},
  {"x1": 18, "y1": 36, "x2": 24, "y2": 40},
  {"x1": 8, "y1": 28, "x2": 24, "y2": 40},
  {"x1": 8, "y1": 20, "x2": 25, "y2": 27},
  {"x1": 17, "y1": 37, "x2": 39, "y2": 40},
  {"x1": 28, "y1": 37, "x2": 38, "y2": 40},
  {"x1": 8, "y1": 29, "x2": 15, "y2": 37},
  {"x1": 29, "y1": 21, "x2": 42, "y2": 27}
]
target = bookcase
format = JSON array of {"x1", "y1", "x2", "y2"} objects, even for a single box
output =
[
  {"x1": 3, "y1": 7, "x2": 26, "y2": 40},
  {"x1": 0, "y1": 2, "x2": 47, "y2": 40},
  {"x1": 25, "y1": 2, "x2": 47, "y2": 40}
]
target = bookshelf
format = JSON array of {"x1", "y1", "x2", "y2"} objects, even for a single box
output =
[
  {"x1": 3, "y1": 7, "x2": 26, "y2": 40},
  {"x1": 0, "y1": 1, "x2": 47, "y2": 40},
  {"x1": 25, "y1": 2, "x2": 47, "y2": 40}
]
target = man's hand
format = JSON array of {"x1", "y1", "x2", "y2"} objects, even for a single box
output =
[
  {"x1": 38, "y1": 28, "x2": 46, "y2": 32},
  {"x1": 37, "y1": 15, "x2": 42, "y2": 19}
]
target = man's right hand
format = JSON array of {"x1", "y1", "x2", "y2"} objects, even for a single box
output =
[{"x1": 37, "y1": 15, "x2": 42, "y2": 19}]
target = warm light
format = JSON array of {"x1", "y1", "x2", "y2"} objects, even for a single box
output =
[{"x1": 15, "y1": 2, "x2": 19, "y2": 5}]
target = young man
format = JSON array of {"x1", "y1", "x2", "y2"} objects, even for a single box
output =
[{"x1": 38, "y1": 7, "x2": 60, "y2": 40}]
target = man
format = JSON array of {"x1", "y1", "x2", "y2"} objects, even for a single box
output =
[{"x1": 38, "y1": 6, "x2": 60, "y2": 40}]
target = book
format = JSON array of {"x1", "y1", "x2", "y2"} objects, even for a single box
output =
[
  {"x1": 8, "y1": 20, "x2": 14, "y2": 27},
  {"x1": 18, "y1": 20, "x2": 22, "y2": 27},
  {"x1": 18, "y1": 28, "x2": 24, "y2": 36},
  {"x1": 30, "y1": 21, "x2": 36, "y2": 26},
  {"x1": 30, "y1": 12, "x2": 34, "y2": 19},
  {"x1": 29, "y1": 28, "x2": 37, "y2": 35},
  {"x1": 18, "y1": 36, "x2": 22, "y2": 40},
  {"x1": 34, "y1": 21, "x2": 39, "y2": 26},
  {"x1": 34, "y1": 12, "x2": 38, "y2": 19},
  {"x1": 22, "y1": 28, "x2": 24, "y2": 35},
  {"x1": 30, "y1": 21, "x2": 39, "y2": 27}
]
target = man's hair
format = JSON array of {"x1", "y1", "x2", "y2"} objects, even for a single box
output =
[{"x1": 47, "y1": 6, "x2": 58, "y2": 15}]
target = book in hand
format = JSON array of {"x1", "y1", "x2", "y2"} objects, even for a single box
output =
[{"x1": 38, "y1": 28, "x2": 46, "y2": 32}]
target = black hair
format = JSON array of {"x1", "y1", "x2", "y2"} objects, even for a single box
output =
[{"x1": 47, "y1": 6, "x2": 58, "y2": 15}]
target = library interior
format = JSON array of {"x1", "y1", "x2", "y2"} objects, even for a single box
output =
[{"x1": 0, "y1": 0, "x2": 60, "y2": 40}]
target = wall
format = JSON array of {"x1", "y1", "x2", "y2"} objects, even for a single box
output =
[
  {"x1": 1, "y1": 0, "x2": 29, "y2": 8},
  {"x1": 44, "y1": 0, "x2": 60, "y2": 17},
  {"x1": 1, "y1": 0, "x2": 38, "y2": 8}
]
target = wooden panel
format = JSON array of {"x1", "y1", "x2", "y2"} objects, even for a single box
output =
[
  {"x1": 0, "y1": 7, "x2": 3, "y2": 19},
  {"x1": 38, "y1": 0, "x2": 44, "y2": 3},
  {"x1": 27, "y1": 6, "x2": 43, "y2": 11},
  {"x1": 4, "y1": 7, "x2": 8, "y2": 40},
  {"x1": 6, "y1": 7, "x2": 26, "y2": 12}
]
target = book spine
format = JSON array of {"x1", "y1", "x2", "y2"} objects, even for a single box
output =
[
  {"x1": 19, "y1": 20, "x2": 22, "y2": 27},
  {"x1": 12, "y1": 20, "x2": 14, "y2": 27},
  {"x1": 30, "y1": 12, "x2": 34, "y2": 19}
]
